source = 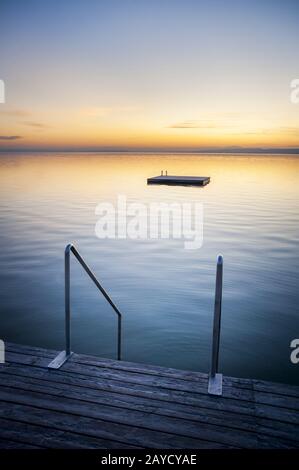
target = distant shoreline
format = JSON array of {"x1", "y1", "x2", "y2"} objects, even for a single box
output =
[{"x1": 0, "y1": 148, "x2": 299, "y2": 155}]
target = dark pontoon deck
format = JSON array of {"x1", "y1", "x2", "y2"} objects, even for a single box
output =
[
  {"x1": 147, "y1": 175, "x2": 210, "y2": 186},
  {"x1": 0, "y1": 343, "x2": 298, "y2": 449}
]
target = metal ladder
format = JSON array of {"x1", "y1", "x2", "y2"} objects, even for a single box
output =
[
  {"x1": 48, "y1": 245, "x2": 223, "y2": 396},
  {"x1": 48, "y1": 244, "x2": 122, "y2": 369}
]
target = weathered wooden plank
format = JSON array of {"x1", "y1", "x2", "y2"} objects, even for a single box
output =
[
  {"x1": 252, "y1": 380, "x2": 299, "y2": 399},
  {"x1": 0, "y1": 366, "x2": 253, "y2": 421},
  {"x1": 5, "y1": 351, "x2": 299, "y2": 428},
  {"x1": 5, "y1": 342, "x2": 60, "y2": 357},
  {"x1": 0, "y1": 417, "x2": 134, "y2": 449},
  {"x1": 7, "y1": 343, "x2": 299, "y2": 398},
  {"x1": 0, "y1": 372, "x2": 257, "y2": 442},
  {"x1": 0, "y1": 437, "x2": 41, "y2": 449},
  {"x1": 51, "y1": 356, "x2": 299, "y2": 400},
  {"x1": 0, "y1": 384, "x2": 259, "y2": 448},
  {"x1": 255, "y1": 433, "x2": 298, "y2": 449},
  {"x1": 6, "y1": 350, "x2": 299, "y2": 416},
  {"x1": 4, "y1": 351, "x2": 256, "y2": 402},
  {"x1": 3, "y1": 352, "x2": 259, "y2": 415},
  {"x1": 253, "y1": 390, "x2": 299, "y2": 410},
  {"x1": 3, "y1": 356, "x2": 254, "y2": 414},
  {"x1": 55, "y1": 361, "x2": 299, "y2": 407},
  {"x1": 5, "y1": 342, "x2": 208, "y2": 379},
  {"x1": 1, "y1": 368, "x2": 298, "y2": 445},
  {"x1": 5, "y1": 343, "x2": 210, "y2": 383},
  {"x1": 0, "y1": 400, "x2": 230, "y2": 449},
  {"x1": 1, "y1": 343, "x2": 299, "y2": 448}
]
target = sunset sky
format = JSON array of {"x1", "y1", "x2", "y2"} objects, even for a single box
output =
[{"x1": 0, "y1": 0, "x2": 298, "y2": 151}]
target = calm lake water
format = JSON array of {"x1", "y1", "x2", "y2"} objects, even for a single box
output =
[{"x1": 0, "y1": 152, "x2": 298, "y2": 385}]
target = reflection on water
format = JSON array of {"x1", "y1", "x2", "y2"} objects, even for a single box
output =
[{"x1": 0, "y1": 152, "x2": 298, "y2": 385}]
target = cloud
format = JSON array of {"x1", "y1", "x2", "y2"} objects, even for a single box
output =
[
  {"x1": 0, "y1": 135, "x2": 22, "y2": 140},
  {"x1": 168, "y1": 120, "x2": 299, "y2": 137},
  {"x1": 21, "y1": 121, "x2": 50, "y2": 129},
  {"x1": 168, "y1": 119, "x2": 231, "y2": 129}
]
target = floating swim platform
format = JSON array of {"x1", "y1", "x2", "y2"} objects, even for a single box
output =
[{"x1": 147, "y1": 175, "x2": 210, "y2": 186}]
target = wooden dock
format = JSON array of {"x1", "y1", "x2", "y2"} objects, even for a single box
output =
[
  {"x1": 147, "y1": 175, "x2": 210, "y2": 186},
  {"x1": 0, "y1": 342, "x2": 298, "y2": 449}
]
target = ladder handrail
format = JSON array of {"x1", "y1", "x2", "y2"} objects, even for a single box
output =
[
  {"x1": 210, "y1": 254, "x2": 223, "y2": 377},
  {"x1": 48, "y1": 243, "x2": 122, "y2": 369},
  {"x1": 49, "y1": 244, "x2": 223, "y2": 391},
  {"x1": 208, "y1": 255, "x2": 223, "y2": 395}
]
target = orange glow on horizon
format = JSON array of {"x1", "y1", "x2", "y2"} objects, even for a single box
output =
[{"x1": 1, "y1": 108, "x2": 299, "y2": 151}]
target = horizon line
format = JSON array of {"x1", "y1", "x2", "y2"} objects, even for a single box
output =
[{"x1": 0, "y1": 147, "x2": 299, "y2": 155}]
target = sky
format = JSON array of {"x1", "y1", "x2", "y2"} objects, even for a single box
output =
[{"x1": 0, "y1": 0, "x2": 299, "y2": 152}]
